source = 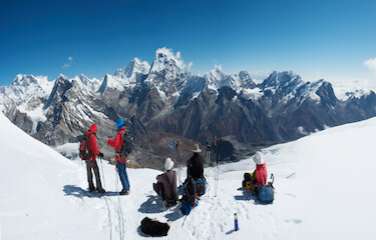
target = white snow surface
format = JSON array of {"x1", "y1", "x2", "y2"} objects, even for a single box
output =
[{"x1": 1, "y1": 112, "x2": 376, "y2": 239}]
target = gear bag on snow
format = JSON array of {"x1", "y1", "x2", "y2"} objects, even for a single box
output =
[
  {"x1": 257, "y1": 184, "x2": 274, "y2": 204},
  {"x1": 78, "y1": 135, "x2": 90, "y2": 160},
  {"x1": 257, "y1": 174, "x2": 275, "y2": 204},
  {"x1": 195, "y1": 177, "x2": 207, "y2": 196},
  {"x1": 140, "y1": 217, "x2": 170, "y2": 237}
]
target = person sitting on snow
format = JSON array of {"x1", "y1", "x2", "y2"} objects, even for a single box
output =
[
  {"x1": 153, "y1": 157, "x2": 178, "y2": 208},
  {"x1": 107, "y1": 118, "x2": 131, "y2": 195},
  {"x1": 185, "y1": 144, "x2": 207, "y2": 196},
  {"x1": 85, "y1": 124, "x2": 106, "y2": 193},
  {"x1": 242, "y1": 152, "x2": 268, "y2": 193}
]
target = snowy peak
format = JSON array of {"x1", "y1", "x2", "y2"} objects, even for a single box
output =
[
  {"x1": 98, "y1": 74, "x2": 126, "y2": 93},
  {"x1": 234, "y1": 70, "x2": 257, "y2": 89},
  {"x1": 206, "y1": 65, "x2": 235, "y2": 90},
  {"x1": 205, "y1": 67, "x2": 256, "y2": 91},
  {"x1": 72, "y1": 74, "x2": 101, "y2": 93},
  {"x1": 149, "y1": 47, "x2": 189, "y2": 80},
  {"x1": 45, "y1": 75, "x2": 73, "y2": 108},
  {"x1": 10, "y1": 74, "x2": 53, "y2": 95},
  {"x1": 99, "y1": 58, "x2": 150, "y2": 93},
  {"x1": 123, "y1": 58, "x2": 150, "y2": 78},
  {"x1": 262, "y1": 71, "x2": 303, "y2": 89},
  {"x1": 0, "y1": 74, "x2": 53, "y2": 109}
]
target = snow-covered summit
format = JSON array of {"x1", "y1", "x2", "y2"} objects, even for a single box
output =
[
  {"x1": 149, "y1": 47, "x2": 190, "y2": 80},
  {"x1": 0, "y1": 74, "x2": 53, "y2": 113},
  {"x1": 7, "y1": 74, "x2": 53, "y2": 101},
  {"x1": 72, "y1": 74, "x2": 101, "y2": 92},
  {"x1": 262, "y1": 71, "x2": 303, "y2": 89},
  {"x1": 99, "y1": 58, "x2": 150, "y2": 93},
  {"x1": 123, "y1": 57, "x2": 151, "y2": 78},
  {"x1": 205, "y1": 66, "x2": 257, "y2": 92}
]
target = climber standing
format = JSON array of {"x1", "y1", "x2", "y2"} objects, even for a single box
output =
[
  {"x1": 84, "y1": 123, "x2": 106, "y2": 193},
  {"x1": 107, "y1": 118, "x2": 131, "y2": 195}
]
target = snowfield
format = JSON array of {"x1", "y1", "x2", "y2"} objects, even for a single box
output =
[{"x1": 1, "y1": 112, "x2": 376, "y2": 240}]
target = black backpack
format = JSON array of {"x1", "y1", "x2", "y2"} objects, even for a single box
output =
[
  {"x1": 78, "y1": 135, "x2": 90, "y2": 160},
  {"x1": 140, "y1": 217, "x2": 170, "y2": 237},
  {"x1": 120, "y1": 130, "x2": 135, "y2": 156}
]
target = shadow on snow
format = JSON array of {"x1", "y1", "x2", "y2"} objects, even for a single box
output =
[{"x1": 63, "y1": 185, "x2": 119, "y2": 198}]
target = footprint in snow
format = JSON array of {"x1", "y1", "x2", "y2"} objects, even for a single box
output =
[{"x1": 285, "y1": 219, "x2": 302, "y2": 224}]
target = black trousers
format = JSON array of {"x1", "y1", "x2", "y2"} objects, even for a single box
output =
[{"x1": 85, "y1": 160, "x2": 103, "y2": 190}]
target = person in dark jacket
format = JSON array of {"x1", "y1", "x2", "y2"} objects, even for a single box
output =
[
  {"x1": 153, "y1": 157, "x2": 178, "y2": 207},
  {"x1": 85, "y1": 124, "x2": 106, "y2": 193},
  {"x1": 187, "y1": 144, "x2": 204, "y2": 180},
  {"x1": 107, "y1": 118, "x2": 131, "y2": 195}
]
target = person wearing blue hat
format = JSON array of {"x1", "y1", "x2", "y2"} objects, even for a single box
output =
[{"x1": 107, "y1": 118, "x2": 131, "y2": 195}]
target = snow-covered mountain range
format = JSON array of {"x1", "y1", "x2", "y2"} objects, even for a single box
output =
[{"x1": 1, "y1": 47, "x2": 376, "y2": 167}]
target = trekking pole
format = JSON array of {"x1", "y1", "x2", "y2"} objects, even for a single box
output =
[
  {"x1": 181, "y1": 215, "x2": 189, "y2": 227},
  {"x1": 234, "y1": 213, "x2": 239, "y2": 231},
  {"x1": 214, "y1": 146, "x2": 220, "y2": 198},
  {"x1": 97, "y1": 157, "x2": 113, "y2": 240}
]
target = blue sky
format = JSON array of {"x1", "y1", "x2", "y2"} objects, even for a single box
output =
[{"x1": 1, "y1": 0, "x2": 376, "y2": 86}]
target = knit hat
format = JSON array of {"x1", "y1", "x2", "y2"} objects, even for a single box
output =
[
  {"x1": 115, "y1": 118, "x2": 126, "y2": 129},
  {"x1": 192, "y1": 144, "x2": 202, "y2": 153},
  {"x1": 253, "y1": 152, "x2": 265, "y2": 165},
  {"x1": 164, "y1": 157, "x2": 174, "y2": 171}
]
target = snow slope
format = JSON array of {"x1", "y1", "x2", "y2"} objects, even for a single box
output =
[{"x1": 1, "y1": 112, "x2": 376, "y2": 239}]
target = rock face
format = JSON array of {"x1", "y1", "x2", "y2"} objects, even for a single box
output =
[{"x1": 1, "y1": 48, "x2": 376, "y2": 167}]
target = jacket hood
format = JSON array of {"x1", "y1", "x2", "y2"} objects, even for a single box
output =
[
  {"x1": 88, "y1": 124, "x2": 97, "y2": 133},
  {"x1": 253, "y1": 152, "x2": 265, "y2": 165},
  {"x1": 164, "y1": 157, "x2": 175, "y2": 171}
]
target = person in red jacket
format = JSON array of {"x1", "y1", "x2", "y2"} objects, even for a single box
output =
[
  {"x1": 85, "y1": 124, "x2": 106, "y2": 193},
  {"x1": 252, "y1": 152, "x2": 268, "y2": 187},
  {"x1": 107, "y1": 118, "x2": 130, "y2": 195}
]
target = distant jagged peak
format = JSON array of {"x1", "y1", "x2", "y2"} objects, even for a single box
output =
[
  {"x1": 150, "y1": 47, "x2": 191, "y2": 78},
  {"x1": 262, "y1": 70, "x2": 303, "y2": 88},
  {"x1": 11, "y1": 74, "x2": 50, "y2": 89},
  {"x1": 208, "y1": 65, "x2": 226, "y2": 80},
  {"x1": 122, "y1": 57, "x2": 150, "y2": 78}
]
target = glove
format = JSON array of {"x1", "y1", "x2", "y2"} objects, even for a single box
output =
[{"x1": 98, "y1": 152, "x2": 104, "y2": 158}]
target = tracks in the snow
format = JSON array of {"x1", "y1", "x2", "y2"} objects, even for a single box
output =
[{"x1": 98, "y1": 159, "x2": 126, "y2": 240}]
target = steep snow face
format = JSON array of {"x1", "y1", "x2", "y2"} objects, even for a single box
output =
[{"x1": 0, "y1": 113, "x2": 108, "y2": 240}]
